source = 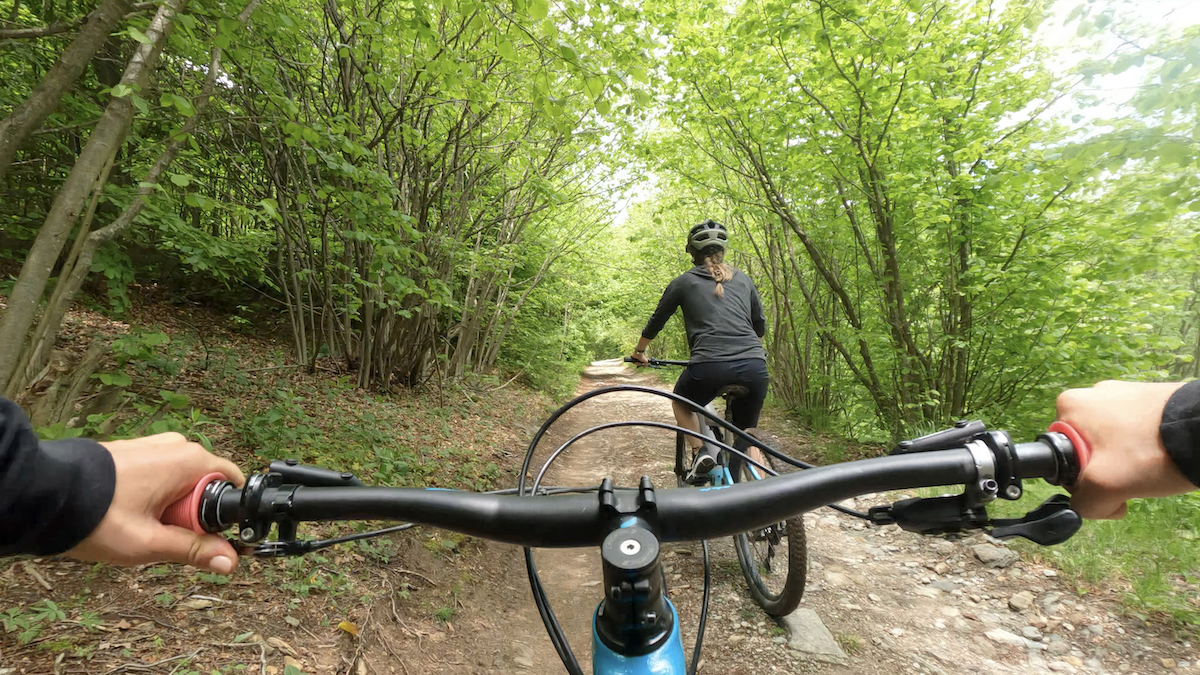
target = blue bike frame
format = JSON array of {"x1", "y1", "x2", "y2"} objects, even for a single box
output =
[
  {"x1": 592, "y1": 599, "x2": 687, "y2": 674},
  {"x1": 588, "y1": 459, "x2": 736, "y2": 673}
]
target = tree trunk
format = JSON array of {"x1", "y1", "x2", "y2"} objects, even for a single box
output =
[
  {"x1": 0, "y1": 0, "x2": 185, "y2": 392},
  {"x1": 0, "y1": 0, "x2": 131, "y2": 183},
  {"x1": 8, "y1": 39, "x2": 226, "y2": 395}
]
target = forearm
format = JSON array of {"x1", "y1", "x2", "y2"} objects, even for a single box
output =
[
  {"x1": 0, "y1": 398, "x2": 115, "y2": 555},
  {"x1": 635, "y1": 337, "x2": 652, "y2": 353}
]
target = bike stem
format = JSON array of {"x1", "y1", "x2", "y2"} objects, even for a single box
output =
[{"x1": 593, "y1": 477, "x2": 679, "y2": 656}]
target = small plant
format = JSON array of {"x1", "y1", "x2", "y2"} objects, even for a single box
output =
[
  {"x1": 1, "y1": 600, "x2": 67, "y2": 644},
  {"x1": 155, "y1": 592, "x2": 176, "y2": 607},
  {"x1": 77, "y1": 611, "x2": 103, "y2": 633},
  {"x1": 423, "y1": 532, "x2": 464, "y2": 556},
  {"x1": 355, "y1": 538, "x2": 396, "y2": 564},
  {"x1": 433, "y1": 606, "x2": 455, "y2": 623},
  {"x1": 836, "y1": 633, "x2": 864, "y2": 654}
]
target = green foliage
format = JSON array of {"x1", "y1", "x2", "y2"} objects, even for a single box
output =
[
  {"x1": 999, "y1": 480, "x2": 1200, "y2": 629},
  {"x1": 1, "y1": 600, "x2": 66, "y2": 645},
  {"x1": 630, "y1": 0, "x2": 1200, "y2": 441},
  {"x1": 89, "y1": 245, "x2": 135, "y2": 314}
]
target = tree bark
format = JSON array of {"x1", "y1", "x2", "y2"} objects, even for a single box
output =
[
  {"x1": 0, "y1": 0, "x2": 131, "y2": 183},
  {"x1": 0, "y1": 0, "x2": 185, "y2": 391},
  {"x1": 8, "y1": 37, "x2": 229, "y2": 395}
]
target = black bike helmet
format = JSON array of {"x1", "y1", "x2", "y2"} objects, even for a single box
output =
[{"x1": 686, "y1": 219, "x2": 728, "y2": 254}]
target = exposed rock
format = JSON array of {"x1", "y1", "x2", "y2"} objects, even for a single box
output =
[
  {"x1": 985, "y1": 628, "x2": 1027, "y2": 647},
  {"x1": 782, "y1": 608, "x2": 847, "y2": 665},
  {"x1": 973, "y1": 544, "x2": 1019, "y2": 569},
  {"x1": 512, "y1": 642, "x2": 535, "y2": 669},
  {"x1": 1008, "y1": 591, "x2": 1035, "y2": 612}
]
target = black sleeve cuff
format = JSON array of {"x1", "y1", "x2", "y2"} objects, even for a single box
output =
[
  {"x1": 1159, "y1": 380, "x2": 1200, "y2": 489},
  {"x1": 0, "y1": 396, "x2": 115, "y2": 556}
]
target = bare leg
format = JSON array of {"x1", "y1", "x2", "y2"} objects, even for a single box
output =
[{"x1": 672, "y1": 400, "x2": 704, "y2": 450}]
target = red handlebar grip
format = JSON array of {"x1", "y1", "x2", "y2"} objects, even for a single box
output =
[
  {"x1": 1048, "y1": 421, "x2": 1092, "y2": 477},
  {"x1": 162, "y1": 472, "x2": 227, "y2": 534}
]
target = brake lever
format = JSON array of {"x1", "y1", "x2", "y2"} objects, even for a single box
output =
[
  {"x1": 987, "y1": 494, "x2": 1082, "y2": 546},
  {"x1": 891, "y1": 420, "x2": 987, "y2": 454},
  {"x1": 869, "y1": 493, "x2": 1082, "y2": 546}
]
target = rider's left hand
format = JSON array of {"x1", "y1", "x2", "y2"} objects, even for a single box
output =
[
  {"x1": 630, "y1": 351, "x2": 649, "y2": 366},
  {"x1": 68, "y1": 433, "x2": 246, "y2": 573}
]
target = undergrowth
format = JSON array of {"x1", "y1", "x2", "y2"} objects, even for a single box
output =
[
  {"x1": 37, "y1": 303, "x2": 553, "y2": 494},
  {"x1": 1005, "y1": 481, "x2": 1200, "y2": 631}
]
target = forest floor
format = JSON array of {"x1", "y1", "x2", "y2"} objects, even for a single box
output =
[{"x1": 2, "y1": 345, "x2": 1199, "y2": 674}]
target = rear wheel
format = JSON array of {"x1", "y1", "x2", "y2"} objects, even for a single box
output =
[{"x1": 731, "y1": 432, "x2": 807, "y2": 617}]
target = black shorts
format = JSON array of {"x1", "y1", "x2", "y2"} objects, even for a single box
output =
[{"x1": 673, "y1": 358, "x2": 769, "y2": 430}]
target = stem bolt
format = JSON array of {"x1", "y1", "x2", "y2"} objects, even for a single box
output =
[
  {"x1": 1004, "y1": 485, "x2": 1022, "y2": 500},
  {"x1": 619, "y1": 539, "x2": 641, "y2": 555},
  {"x1": 240, "y1": 527, "x2": 256, "y2": 542}
]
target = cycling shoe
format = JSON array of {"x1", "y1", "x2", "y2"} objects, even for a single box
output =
[{"x1": 686, "y1": 451, "x2": 718, "y2": 483}]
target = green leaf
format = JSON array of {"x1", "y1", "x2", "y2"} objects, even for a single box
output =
[
  {"x1": 130, "y1": 93, "x2": 149, "y2": 115},
  {"x1": 558, "y1": 42, "x2": 579, "y2": 65},
  {"x1": 94, "y1": 372, "x2": 132, "y2": 387},
  {"x1": 170, "y1": 173, "x2": 193, "y2": 187},
  {"x1": 172, "y1": 94, "x2": 196, "y2": 117},
  {"x1": 111, "y1": 84, "x2": 133, "y2": 98},
  {"x1": 584, "y1": 76, "x2": 604, "y2": 99},
  {"x1": 128, "y1": 27, "x2": 153, "y2": 45},
  {"x1": 498, "y1": 39, "x2": 514, "y2": 59},
  {"x1": 529, "y1": 0, "x2": 548, "y2": 20}
]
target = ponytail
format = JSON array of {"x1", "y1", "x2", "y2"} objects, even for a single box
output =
[{"x1": 702, "y1": 251, "x2": 733, "y2": 298}]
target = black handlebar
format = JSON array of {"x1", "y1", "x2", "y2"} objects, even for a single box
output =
[
  {"x1": 197, "y1": 434, "x2": 1075, "y2": 549},
  {"x1": 624, "y1": 356, "x2": 689, "y2": 367}
]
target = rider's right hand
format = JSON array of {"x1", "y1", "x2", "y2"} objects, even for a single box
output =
[
  {"x1": 630, "y1": 351, "x2": 649, "y2": 366},
  {"x1": 1056, "y1": 380, "x2": 1195, "y2": 520}
]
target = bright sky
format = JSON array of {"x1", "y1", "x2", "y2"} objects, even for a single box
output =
[
  {"x1": 610, "y1": 0, "x2": 1200, "y2": 227},
  {"x1": 1039, "y1": 0, "x2": 1200, "y2": 118}
]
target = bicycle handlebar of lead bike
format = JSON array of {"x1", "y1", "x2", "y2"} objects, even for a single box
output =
[
  {"x1": 623, "y1": 356, "x2": 689, "y2": 367},
  {"x1": 164, "y1": 425, "x2": 1091, "y2": 549}
]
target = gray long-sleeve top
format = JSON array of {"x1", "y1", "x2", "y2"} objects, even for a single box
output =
[{"x1": 642, "y1": 265, "x2": 767, "y2": 364}]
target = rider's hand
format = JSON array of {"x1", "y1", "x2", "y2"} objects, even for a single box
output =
[
  {"x1": 630, "y1": 351, "x2": 649, "y2": 366},
  {"x1": 1056, "y1": 380, "x2": 1194, "y2": 520},
  {"x1": 67, "y1": 433, "x2": 245, "y2": 574}
]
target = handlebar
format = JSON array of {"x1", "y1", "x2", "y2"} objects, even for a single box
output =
[
  {"x1": 624, "y1": 356, "x2": 689, "y2": 367},
  {"x1": 165, "y1": 424, "x2": 1092, "y2": 551}
]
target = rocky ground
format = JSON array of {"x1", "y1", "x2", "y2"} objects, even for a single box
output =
[{"x1": 479, "y1": 360, "x2": 1200, "y2": 675}]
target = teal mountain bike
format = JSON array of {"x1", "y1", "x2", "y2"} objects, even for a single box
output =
[
  {"x1": 165, "y1": 384, "x2": 1093, "y2": 675},
  {"x1": 626, "y1": 356, "x2": 807, "y2": 617}
]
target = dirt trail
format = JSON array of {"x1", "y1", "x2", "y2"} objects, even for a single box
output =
[{"x1": 371, "y1": 360, "x2": 1199, "y2": 675}]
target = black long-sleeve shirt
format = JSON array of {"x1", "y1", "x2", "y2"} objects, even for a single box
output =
[
  {"x1": 1160, "y1": 380, "x2": 1200, "y2": 488},
  {"x1": 1, "y1": 397, "x2": 114, "y2": 555},
  {"x1": 642, "y1": 265, "x2": 767, "y2": 364}
]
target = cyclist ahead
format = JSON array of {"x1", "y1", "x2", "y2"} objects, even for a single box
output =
[{"x1": 629, "y1": 219, "x2": 769, "y2": 480}]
